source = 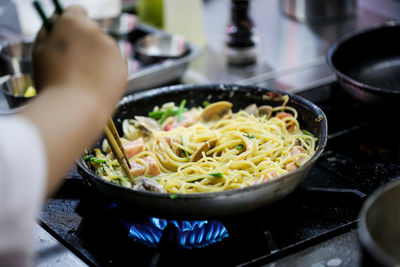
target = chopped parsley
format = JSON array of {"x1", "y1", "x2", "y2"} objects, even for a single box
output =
[
  {"x1": 148, "y1": 109, "x2": 177, "y2": 123},
  {"x1": 177, "y1": 99, "x2": 187, "y2": 122},
  {"x1": 148, "y1": 110, "x2": 165, "y2": 119},
  {"x1": 83, "y1": 155, "x2": 106, "y2": 164},
  {"x1": 236, "y1": 144, "x2": 244, "y2": 150},
  {"x1": 170, "y1": 194, "x2": 178, "y2": 200},
  {"x1": 243, "y1": 133, "x2": 255, "y2": 139},
  {"x1": 203, "y1": 100, "x2": 211, "y2": 107},
  {"x1": 148, "y1": 100, "x2": 188, "y2": 125},
  {"x1": 185, "y1": 172, "x2": 224, "y2": 183},
  {"x1": 159, "y1": 109, "x2": 175, "y2": 125},
  {"x1": 303, "y1": 129, "x2": 314, "y2": 137},
  {"x1": 181, "y1": 136, "x2": 191, "y2": 159}
]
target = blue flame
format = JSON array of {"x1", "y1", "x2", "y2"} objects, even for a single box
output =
[{"x1": 124, "y1": 217, "x2": 229, "y2": 248}]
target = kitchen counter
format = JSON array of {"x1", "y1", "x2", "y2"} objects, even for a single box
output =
[
  {"x1": 263, "y1": 229, "x2": 362, "y2": 267},
  {"x1": 34, "y1": 223, "x2": 86, "y2": 267},
  {"x1": 185, "y1": 0, "x2": 400, "y2": 92}
]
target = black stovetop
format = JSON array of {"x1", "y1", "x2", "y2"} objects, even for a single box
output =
[{"x1": 38, "y1": 82, "x2": 400, "y2": 267}]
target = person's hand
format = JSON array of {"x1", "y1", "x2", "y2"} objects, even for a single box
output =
[
  {"x1": 32, "y1": 5, "x2": 128, "y2": 104},
  {"x1": 22, "y1": 6, "x2": 128, "y2": 196}
]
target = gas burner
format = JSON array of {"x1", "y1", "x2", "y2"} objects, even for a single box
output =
[
  {"x1": 98, "y1": 202, "x2": 229, "y2": 249},
  {"x1": 126, "y1": 217, "x2": 229, "y2": 248}
]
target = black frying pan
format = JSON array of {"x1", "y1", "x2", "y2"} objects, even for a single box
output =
[
  {"x1": 76, "y1": 84, "x2": 327, "y2": 219},
  {"x1": 327, "y1": 22, "x2": 400, "y2": 104}
]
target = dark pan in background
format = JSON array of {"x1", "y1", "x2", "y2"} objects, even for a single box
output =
[
  {"x1": 327, "y1": 21, "x2": 400, "y2": 104},
  {"x1": 358, "y1": 178, "x2": 400, "y2": 267},
  {"x1": 328, "y1": 22, "x2": 400, "y2": 265},
  {"x1": 76, "y1": 84, "x2": 328, "y2": 219}
]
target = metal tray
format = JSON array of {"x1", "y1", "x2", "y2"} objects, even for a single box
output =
[
  {"x1": 0, "y1": 13, "x2": 201, "y2": 114},
  {"x1": 118, "y1": 19, "x2": 201, "y2": 93}
]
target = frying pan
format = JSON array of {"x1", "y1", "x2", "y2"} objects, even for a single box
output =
[
  {"x1": 358, "y1": 178, "x2": 400, "y2": 266},
  {"x1": 327, "y1": 22, "x2": 400, "y2": 104},
  {"x1": 76, "y1": 84, "x2": 327, "y2": 219}
]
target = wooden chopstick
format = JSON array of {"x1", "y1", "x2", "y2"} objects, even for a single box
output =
[
  {"x1": 104, "y1": 117, "x2": 134, "y2": 183},
  {"x1": 106, "y1": 117, "x2": 131, "y2": 169}
]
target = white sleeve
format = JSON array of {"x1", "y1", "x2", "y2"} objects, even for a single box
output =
[{"x1": 0, "y1": 115, "x2": 47, "y2": 267}]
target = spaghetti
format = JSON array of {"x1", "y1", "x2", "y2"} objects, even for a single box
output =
[{"x1": 85, "y1": 98, "x2": 317, "y2": 194}]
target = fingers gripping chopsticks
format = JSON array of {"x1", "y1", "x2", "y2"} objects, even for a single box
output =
[{"x1": 32, "y1": 0, "x2": 134, "y2": 183}]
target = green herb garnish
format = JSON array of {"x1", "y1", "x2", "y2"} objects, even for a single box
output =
[
  {"x1": 181, "y1": 136, "x2": 191, "y2": 159},
  {"x1": 148, "y1": 110, "x2": 165, "y2": 119},
  {"x1": 177, "y1": 99, "x2": 187, "y2": 122},
  {"x1": 148, "y1": 109, "x2": 178, "y2": 124},
  {"x1": 148, "y1": 102, "x2": 188, "y2": 125},
  {"x1": 159, "y1": 109, "x2": 175, "y2": 125},
  {"x1": 185, "y1": 173, "x2": 224, "y2": 183},
  {"x1": 203, "y1": 100, "x2": 211, "y2": 107},
  {"x1": 243, "y1": 133, "x2": 255, "y2": 139},
  {"x1": 83, "y1": 155, "x2": 106, "y2": 164},
  {"x1": 170, "y1": 194, "x2": 178, "y2": 200},
  {"x1": 236, "y1": 144, "x2": 244, "y2": 150},
  {"x1": 303, "y1": 130, "x2": 314, "y2": 137},
  {"x1": 110, "y1": 177, "x2": 124, "y2": 186}
]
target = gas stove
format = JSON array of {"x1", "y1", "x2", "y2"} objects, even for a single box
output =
[{"x1": 38, "y1": 81, "x2": 400, "y2": 266}]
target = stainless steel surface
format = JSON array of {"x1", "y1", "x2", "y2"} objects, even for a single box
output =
[
  {"x1": 0, "y1": 75, "x2": 23, "y2": 114},
  {"x1": 124, "y1": 23, "x2": 201, "y2": 92},
  {"x1": 263, "y1": 229, "x2": 362, "y2": 267},
  {"x1": 96, "y1": 13, "x2": 136, "y2": 35},
  {"x1": 2, "y1": 73, "x2": 33, "y2": 95},
  {"x1": 0, "y1": 22, "x2": 200, "y2": 99},
  {"x1": 1, "y1": 73, "x2": 35, "y2": 108},
  {"x1": 135, "y1": 33, "x2": 189, "y2": 58},
  {"x1": 280, "y1": 0, "x2": 357, "y2": 23},
  {"x1": 185, "y1": 0, "x2": 399, "y2": 93},
  {"x1": 126, "y1": 45, "x2": 200, "y2": 92},
  {"x1": 0, "y1": 36, "x2": 33, "y2": 75},
  {"x1": 34, "y1": 223, "x2": 87, "y2": 267},
  {"x1": 358, "y1": 178, "x2": 400, "y2": 266}
]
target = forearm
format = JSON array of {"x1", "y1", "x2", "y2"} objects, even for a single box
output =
[
  {"x1": 22, "y1": 5, "x2": 127, "y2": 196},
  {"x1": 21, "y1": 86, "x2": 117, "y2": 196}
]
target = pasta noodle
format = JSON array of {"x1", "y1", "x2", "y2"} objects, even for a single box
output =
[{"x1": 85, "y1": 98, "x2": 317, "y2": 194}]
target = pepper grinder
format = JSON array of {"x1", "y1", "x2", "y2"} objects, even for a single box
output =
[{"x1": 225, "y1": 0, "x2": 258, "y2": 65}]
